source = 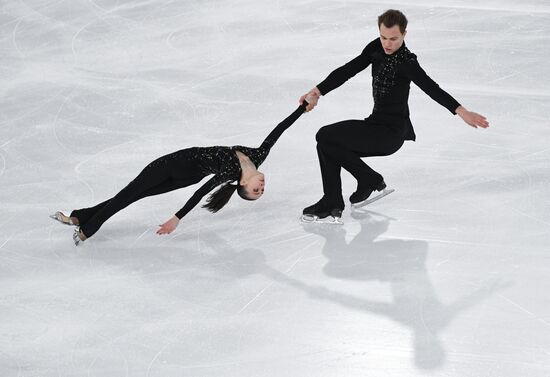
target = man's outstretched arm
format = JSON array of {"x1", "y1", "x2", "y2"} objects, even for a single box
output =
[
  {"x1": 405, "y1": 60, "x2": 489, "y2": 129},
  {"x1": 455, "y1": 105, "x2": 489, "y2": 128}
]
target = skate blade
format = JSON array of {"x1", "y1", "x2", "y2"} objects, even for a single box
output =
[
  {"x1": 72, "y1": 231, "x2": 80, "y2": 246},
  {"x1": 300, "y1": 215, "x2": 344, "y2": 225},
  {"x1": 72, "y1": 228, "x2": 86, "y2": 246},
  {"x1": 50, "y1": 211, "x2": 74, "y2": 226},
  {"x1": 351, "y1": 189, "x2": 395, "y2": 209}
]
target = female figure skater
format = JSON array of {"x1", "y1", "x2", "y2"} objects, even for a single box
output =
[{"x1": 51, "y1": 101, "x2": 308, "y2": 245}]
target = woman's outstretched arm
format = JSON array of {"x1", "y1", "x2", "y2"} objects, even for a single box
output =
[
  {"x1": 157, "y1": 175, "x2": 224, "y2": 235},
  {"x1": 259, "y1": 101, "x2": 308, "y2": 152}
]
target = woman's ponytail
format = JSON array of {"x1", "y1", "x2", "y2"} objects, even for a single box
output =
[{"x1": 202, "y1": 182, "x2": 239, "y2": 213}]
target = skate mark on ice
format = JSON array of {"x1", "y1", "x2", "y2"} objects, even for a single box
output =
[
  {"x1": 498, "y1": 293, "x2": 550, "y2": 328},
  {"x1": 236, "y1": 240, "x2": 317, "y2": 315}
]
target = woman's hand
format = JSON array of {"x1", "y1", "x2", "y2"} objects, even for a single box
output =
[{"x1": 157, "y1": 215, "x2": 180, "y2": 235}]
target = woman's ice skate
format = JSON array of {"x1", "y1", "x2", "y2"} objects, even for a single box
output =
[
  {"x1": 73, "y1": 228, "x2": 87, "y2": 246},
  {"x1": 49, "y1": 211, "x2": 77, "y2": 226}
]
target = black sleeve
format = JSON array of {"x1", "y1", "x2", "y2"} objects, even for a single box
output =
[
  {"x1": 316, "y1": 42, "x2": 374, "y2": 96},
  {"x1": 175, "y1": 175, "x2": 226, "y2": 219},
  {"x1": 259, "y1": 103, "x2": 307, "y2": 152},
  {"x1": 402, "y1": 59, "x2": 461, "y2": 114}
]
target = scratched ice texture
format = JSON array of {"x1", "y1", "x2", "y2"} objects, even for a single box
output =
[{"x1": 1, "y1": 1, "x2": 550, "y2": 376}]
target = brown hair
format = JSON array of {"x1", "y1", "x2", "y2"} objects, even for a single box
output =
[
  {"x1": 202, "y1": 182, "x2": 253, "y2": 213},
  {"x1": 378, "y1": 9, "x2": 408, "y2": 34}
]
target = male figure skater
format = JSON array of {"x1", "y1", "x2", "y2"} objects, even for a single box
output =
[{"x1": 299, "y1": 9, "x2": 489, "y2": 223}]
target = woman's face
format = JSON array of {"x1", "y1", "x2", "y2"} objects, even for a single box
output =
[{"x1": 243, "y1": 172, "x2": 265, "y2": 200}]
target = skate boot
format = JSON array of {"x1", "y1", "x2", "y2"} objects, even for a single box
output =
[
  {"x1": 350, "y1": 180, "x2": 394, "y2": 209},
  {"x1": 50, "y1": 211, "x2": 77, "y2": 226},
  {"x1": 73, "y1": 228, "x2": 87, "y2": 246},
  {"x1": 301, "y1": 198, "x2": 344, "y2": 225}
]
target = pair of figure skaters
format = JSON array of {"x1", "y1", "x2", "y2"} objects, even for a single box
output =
[{"x1": 51, "y1": 10, "x2": 489, "y2": 245}]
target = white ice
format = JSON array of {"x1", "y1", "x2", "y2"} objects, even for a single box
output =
[{"x1": 1, "y1": 1, "x2": 550, "y2": 376}]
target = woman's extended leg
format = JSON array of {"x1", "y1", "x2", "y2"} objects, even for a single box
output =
[
  {"x1": 75, "y1": 163, "x2": 173, "y2": 238},
  {"x1": 71, "y1": 149, "x2": 203, "y2": 239}
]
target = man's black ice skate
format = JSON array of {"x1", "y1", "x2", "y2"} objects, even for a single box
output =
[
  {"x1": 301, "y1": 198, "x2": 344, "y2": 225},
  {"x1": 350, "y1": 180, "x2": 395, "y2": 209}
]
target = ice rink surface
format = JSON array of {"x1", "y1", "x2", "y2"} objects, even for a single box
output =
[{"x1": 2, "y1": 0, "x2": 550, "y2": 376}]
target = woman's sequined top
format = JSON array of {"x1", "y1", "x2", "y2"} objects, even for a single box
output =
[
  {"x1": 174, "y1": 104, "x2": 306, "y2": 219},
  {"x1": 316, "y1": 38, "x2": 461, "y2": 141}
]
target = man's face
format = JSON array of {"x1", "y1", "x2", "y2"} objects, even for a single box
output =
[{"x1": 379, "y1": 24, "x2": 406, "y2": 55}]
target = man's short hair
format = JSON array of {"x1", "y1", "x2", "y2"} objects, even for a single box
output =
[{"x1": 378, "y1": 9, "x2": 408, "y2": 34}]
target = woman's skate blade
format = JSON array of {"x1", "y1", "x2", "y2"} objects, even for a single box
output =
[
  {"x1": 72, "y1": 228, "x2": 87, "y2": 246},
  {"x1": 49, "y1": 211, "x2": 74, "y2": 226},
  {"x1": 351, "y1": 188, "x2": 395, "y2": 209}
]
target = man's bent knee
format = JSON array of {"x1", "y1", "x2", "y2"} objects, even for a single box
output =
[{"x1": 316, "y1": 126, "x2": 334, "y2": 143}]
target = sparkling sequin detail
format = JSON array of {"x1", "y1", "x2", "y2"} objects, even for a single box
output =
[
  {"x1": 167, "y1": 104, "x2": 304, "y2": 219},
  {"x1": 372, "y1": 45, "x2": 417, "y2": 110}
]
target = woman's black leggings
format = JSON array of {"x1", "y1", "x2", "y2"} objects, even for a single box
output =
[
  {"x1": 71, "y1": 149, "x2": 204, "y2": 238},
  {"x1": 315, "y1": 119, "x2": 405, "y2": 208}
]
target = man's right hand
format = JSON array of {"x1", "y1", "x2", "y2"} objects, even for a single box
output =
[{"x1": 300, "y1": 87, "x2": 321, "y2": 112}]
